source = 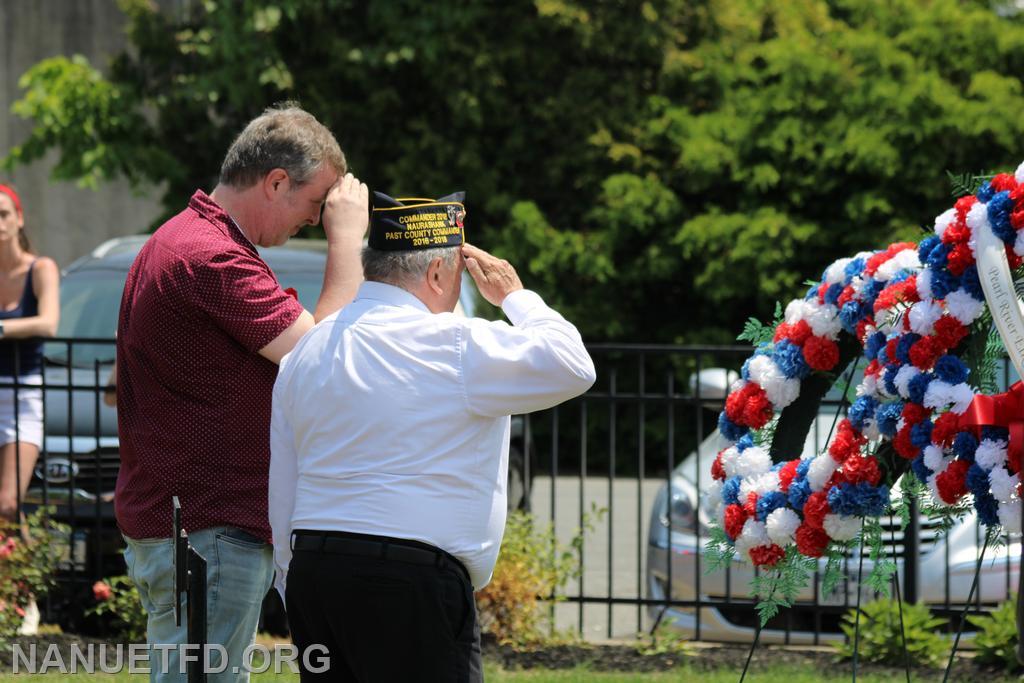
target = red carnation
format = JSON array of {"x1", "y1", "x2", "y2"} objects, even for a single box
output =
[
  {"x1": 909, "y1": 336, "x2": 942, "y2": 370},
  {"x1": 803, "y1": 491, "x2": 831, "y2": 529},
  {"x1": 933, "y1": 317, "x2": 967, "y2": 351},
  {"x1": 817, "y1": 283, "x2": 829, "y2": 303},
  {"x1": 935, "y1": 459, "x2": 971, "y2": 504},
  {"x1": 778, "y1": 460, "x2": 800, "y2": 493},
  {"x1": 991, "y1": 172, "x2": 1018, "y2": 193},
  {"x1": 842, "y1": 454, "x2": 881, "y2": 486},
  {"x1": 930, "y1": 412, "x2": 960, "y2": 447},
  {"x1": 795, "y1": 524, "x2": 830, "y2": 558},
  {"x1": 789, "y1": 320, "x2": 813, "y2": 346},
  {"x1": 901, "y1": 402, "x2": 930, "y2": 427},
  {"x1": 743, "y1": 492, "x2": 759, "y2": 518},
  {"x1": 724, "y1": 504, "x2": 747, "y2": 540},
  {"x1": 773, "y1": 323, "x2": 791, "y2": 343},
  {"x1": 894, "y1": 424, "x2": 919, "y2": 460},
  {"x1": 946, "y1": 243, "x2": 974, "y2": 276},
  {"x1": 749, "y1": 544, "x2": 786, "y2": 568},
  {"x1": 856, "y1": 319, "x2": 875, "y2": 344},
  {"x1": 885, "y1": 338, "x2": 900, "y2": 362},
  {"x1": 726, "y1": 383, "x2": 773, "y2": 428},
  {"x1": 724, "y1": 383, "x2": 755, "y2": 424},
  {"x1": 837, "y1": 286, "x2": 856, "y2": 307},
  {"x1": 864, "y1": 251, "x2": 889, "y2": 277},
  {"x1": 829, "y1": 420, "x2": 865, "y2": 462},
  {"x1": 1009, "y1": 448, "x2": 1021, "y2": 476},
  {"x1": 1007, "y1": 246, "x2": 1023, "y2": 271},
  {"x1": 1011, "y1": 209, "x2": 1024, "y2": 230},
  {"x1": 804, "y1": 336, "x2": 840, "y2": 371},
  {"x1": 954, "y1": 195, "x2": 978, "y2": 220},
  {"x1": 864, "y1": 359, "x2": 882, "y2": 379},
  {"x1": 942, "y1": 221, "x2": 970, "y2": 246},
  {"x1": 711, "y1": 452, "x2": 726, "y2": 481}
]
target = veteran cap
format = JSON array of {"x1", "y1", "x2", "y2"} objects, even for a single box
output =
[{"x1": 369, "y1": 191, "x2": 466, "y2": 251}]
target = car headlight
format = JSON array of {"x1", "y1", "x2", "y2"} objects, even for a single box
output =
[{"x1": 659, "y1": 484, "x2": 697, "y2": 533}]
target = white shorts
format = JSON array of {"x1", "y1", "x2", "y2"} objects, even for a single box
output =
[{"x1": 0, "y1": 375, "x2": 43, "y2": 448}]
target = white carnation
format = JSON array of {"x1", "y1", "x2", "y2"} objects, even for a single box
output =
[
  {"x1": 824, "y1": 258, "x2": 852, "y2": 285},
  {"x1": 966, "y1": 201, "x2": 990, "y2": 243},
  {"x1": 948, "y1": 383, "x2": 975, "y2": 415},
  {"x1": 857, "y1": 373, "x2": 879, "y2": 398},
  {"x1": 749, "y1": 356, "x2": 800, "y2": 409},
  {"x1": 975, "y1": 439, "x2": 1009, "y2": 471},
  {"x1": 784, "y1": 299, "x2": 805, "y2": 325},
  {"x1": 922, "y1": 445, "x2": 946, "y2": 472},
  {"x1": 804, "y1": 302, "x2": 842, "y2": 339},
  {"x1": 736, "y1": 447, "x2": 772, "y2": 478},
  {"x1": 1016, "y1": 160, "x2": 1024, "y2": 183},
  {"x1": 765, "y1": 508, "x2": 801, "y2": 546},
  {"x1": 807, "y1": 455, "x2": 839, "y2": 491},
  {"x1": 740, "y1": 471, "x2": 781, "y2": 500},
  {"x1": 989, "y1": 467, "x2": 1018, "y2": 503},
  {"x1": 719, "y1": 446, "x2": 742, "y2": 478},
  {"x1": 1015, "y1": 229, "x2": 1024, "y2": 258},
  {"x1": 933, "y1": 208, "x2": 957, "y2": 239},
  {"x1": 703, "y1": 480, "x2": 724, "y2": 513},
  {"x1": 875, "y1": 248, "x2": 921, "y2": 282},
  {"x1": 734, "y1": 519, "x2": 770, "y2": 562},
  {"x1": 916, "y1": 269, "x2": 934, "y2": 301},
  {"x1": 908, "y1": 299, "x2": 943, "y2": 336},
  {"x1": 945, "y1": 289, "x2": 985, "y2": 325},
  {"x1": 893, "y1": 365, "x2": 921, "y2": 399},
  {"x1": 823, "y1": 514, "x2": 862, "y2": 541},
  {"x1": 923, "y1": 380, "x2": 956, "y2": 410}
]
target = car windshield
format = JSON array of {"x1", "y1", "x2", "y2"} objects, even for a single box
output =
[{"x1": 47, "y1": 268, "x2": 327, "y2": 368}]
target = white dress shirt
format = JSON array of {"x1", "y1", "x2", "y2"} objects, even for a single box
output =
[{"x1": 269, "y1": 280, "x2": 595, "y2": 597}]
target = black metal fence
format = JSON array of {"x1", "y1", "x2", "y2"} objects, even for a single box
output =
[{"x1": 9, "y1": 339, "x2": 1017, "y2": 641}]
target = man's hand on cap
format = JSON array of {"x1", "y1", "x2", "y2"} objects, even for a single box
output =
[
  {"x1": 323, "y1": 173, "x2": 369, "y2": 242},
  {"x1": 462, "y1": 243, "x2": 523, "y2": 307}
]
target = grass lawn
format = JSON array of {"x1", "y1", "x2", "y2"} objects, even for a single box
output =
[{"x1": 0, "y1": 661, "x2": 1013, "y2": 682}]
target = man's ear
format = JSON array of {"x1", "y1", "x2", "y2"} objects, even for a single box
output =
[
  {"x1": 427, "y1": 257, "x2": 445, "y2": 295},
  {"x1": 262, "y1": 168, "x2": 291, "y2": 200}
]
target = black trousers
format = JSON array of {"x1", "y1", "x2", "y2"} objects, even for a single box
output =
[{"x1": 285, "y1": 531, "x2": 483, "y2": 682}]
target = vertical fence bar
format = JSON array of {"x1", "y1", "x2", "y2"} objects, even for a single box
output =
[
  {"x1": 523, "y1": 413, "x2": 533, "y2": 514},
  {"x1": 903, "y1": 499, "x2": 919, "y2": 605},
  {"x1": 635, "y1": 353, "x2": 645, "y2": 631},
  {"x1": 66, "y1": 340, "x2": 77, "y2": 581},
  {"x1": 578, "y1": 400, "x2": 587, "y2": 636},
  {"x1": 664, "y1": 371, "x2": 674, "y2": 625},
  {"x1": 693, "y1": 353, "x2": 702, "y2": 641},
  {"x1": 548, "y1": 405, "x2": 559, "y2": 635},
  {"x1": 93, "y1": 358, "x2": 104, "y2": 582},
  {"x1": 606, "y1": 370, "x2": 616, "y2": 638}
]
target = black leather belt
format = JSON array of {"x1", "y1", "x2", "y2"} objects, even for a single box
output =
[{"x1": 291, "y1": 530, "x2": 470, "y2": 583}]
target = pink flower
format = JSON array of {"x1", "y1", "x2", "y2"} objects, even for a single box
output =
[
  {"x1": 0, "y1": 537, "x2": 15, "y2": 559},
  {"x1": 93, "y1": 581, "x2": 113, "y2": 602}
]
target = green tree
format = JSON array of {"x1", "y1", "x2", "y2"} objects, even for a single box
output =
[{"x1": 8, "y1": 0, "x2": 1024, "y2": 342}]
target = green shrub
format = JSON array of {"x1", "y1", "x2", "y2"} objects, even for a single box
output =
[
  {"x1": 476, "y1": 507, "x2": 602, "y2": 648},
  {"x1": 834, "y1": 599, "x2": 948, "y2": 667},
  {"x1": 0, "y1": 508, "x2": 68, "y2": 638},
  {"x1": 87, "y1": 574, "x2": 148, "y2": 642},
  {"x1": 967, "y1": 597, "x2": 1020, "y2": 672}
]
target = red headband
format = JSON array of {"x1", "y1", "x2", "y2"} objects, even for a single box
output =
[{"x1": 0, "y1": 185, "x2": 22, "y2": 216}]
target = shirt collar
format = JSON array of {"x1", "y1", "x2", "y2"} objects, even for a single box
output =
[
  {"x1": 355, "y1": 281, "x2": 431, "y2": 313},
  {"x1": 188, "y1": 190, "x2": 258, "y2": 255}
]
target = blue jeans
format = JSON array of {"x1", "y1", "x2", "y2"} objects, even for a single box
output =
[{"x1": 123, "y1": 527, "x2": 273, "y2": 683}]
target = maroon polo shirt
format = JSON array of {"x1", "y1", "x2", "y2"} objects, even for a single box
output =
[{"x1": 115, "y1": 190, "x2": 304, "y2": 542}]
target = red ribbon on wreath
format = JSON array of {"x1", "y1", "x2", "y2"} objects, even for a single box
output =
[{"x1": 958, "y1": 381, "x2": 1024, "y2": 474}]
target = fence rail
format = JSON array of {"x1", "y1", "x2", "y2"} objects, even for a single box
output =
[{"x1": 9, "y1": 339, "x2": 1017, "y2": 641}]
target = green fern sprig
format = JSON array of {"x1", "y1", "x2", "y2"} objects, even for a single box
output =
[{"x1": 703, "y1": 525, "x2": 735, "y2": 574}]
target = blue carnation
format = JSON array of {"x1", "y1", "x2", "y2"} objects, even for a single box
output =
[
  {"x1": 719, "y1": 413, "x2": 747, "y2": 442},
  {"x1": 918, "y1": 235, "x2": 940, "y2": 263},
  {"x1": 827, "y1": 482, "x2": 889, "y2": 517},
  {"x1": 876, "y1": 401, "x2": 904, "y2": 438},
  {"x1": 926, "y1": 242, "x2": 951, "y2": 270},
  {"x1": 890, "y1": 270, "x2": 913, "y2": 284},
  {"x1": 966, "y1": 463, "x2": 989, "y2": 497},
  {"x1": 975, "y1": 491, "x2": 1000, "y2": 527},
  {"x1": 934, "y1": 355, "x2": 969, "y2": 385},
  {"x1": 848, "y1": 396, "x2": 878, "y2": 432},
  {"x1": 961, "y1": 265, "x2": 983, "y2": 301},
  {"x1": 877, "y1": 346, "x2": 890, "y2": 367},
  {"x1": 977, "y1": 181, "x2": 996, "y2": 203},
  {"x1": 844, "y1": 257, "x2": 866, "y2": 283},
  {"x1": 907, "y1": 372, "x2": 932, "y2": 405},
  {"x1": 982, "y1": 426, "x2": 1009, "y2": 442},
  {"x1": 796, "y1": 460, "x2": 811, "y2": 478},
  {"x1": 741, "y1": 357, "x2": 753, "y2": 381},
  {"x1": 883, "y1": 364, "x2": 900, "y2": 396},
  {"x1": 952, "y1": 431, "x2": 978, "y2": 460},
  {"x1": 865, "y1": 332, "x2": 886, "y2": 361},
  {"x1": 805, "y1": 284, "x2": 820, "y2": 300},
  {"x1": 861, "y1": 280, "x2": 886, "y2": 308},
  {"x1": 896, "y1": 333, "x2": 921, "y2": 364},
  {"x1": 756, "y1": 491, "x2": 788, "y2": 521},
  {"x1": 773, "y1": 340, "x2": 810, "y2": 380},
  {"x1": 824, "y1": 283, "x2": 843, "y2": 306},
  {"x1": 929, "y1": 269, "x2": 959, "y2": 299},
  {"x1": 910, "y1": 420, "x2": 934, "y2": 449},
  {"x1": 988, "y1": 191, "x2": 1016, "y2": 244},
  {"x1": 737, "y1": 433, "x2": 755, "y2": 452},
  {"x1": 787, "y1": 477, "x2": 812, "y2": 510},
  {"x1": 722, "y1": 476, "x2": 742, "y2": 505},
  {"x1": 911, "y1": 455, "x2": 931, "y2": 483},
  {"x1": 839, "y1": 301, "x2": 862, "y2": 334}
]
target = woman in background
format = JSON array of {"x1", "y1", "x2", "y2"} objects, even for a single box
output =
[{"x1": 0, "y1": 183, "x2": 59, "y2": 634}]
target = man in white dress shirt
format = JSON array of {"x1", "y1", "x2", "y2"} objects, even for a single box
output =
[{"x1": 268, "y1": 191, "x2": 595, "y2": 681}]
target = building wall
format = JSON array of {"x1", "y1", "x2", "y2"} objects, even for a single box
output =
[{"x1": 1, "y1": 0, "x2": 167, "y2": 267}]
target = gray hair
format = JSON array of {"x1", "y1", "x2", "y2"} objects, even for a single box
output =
[
  {"x1": 219, "y1": 102, "x2": 346, "y2": 189},
  {"x1": 362, "y1": 246, "x2": 459, "y2": 289}
]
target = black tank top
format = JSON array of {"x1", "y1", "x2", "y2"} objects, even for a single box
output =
[{"x1": 0, "y1": 260, "x2": 43, "y2": 376}]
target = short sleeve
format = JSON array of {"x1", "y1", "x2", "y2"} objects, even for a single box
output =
[{"x1": 192, "y1": 249, "x2": 304, "y2": 352}]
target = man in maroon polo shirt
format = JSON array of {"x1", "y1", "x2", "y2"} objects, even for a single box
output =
[{"x1": 116, "y1": 104, "x2": 367, "y2": 681}]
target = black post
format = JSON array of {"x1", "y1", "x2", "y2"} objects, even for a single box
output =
[
  {"x1": 187, "y1": 547, "x2": 208, "y2": 683},
  {"x1": 903, "y1": 498, "x2": 919, "y2": 604}
]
